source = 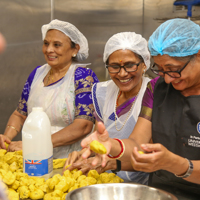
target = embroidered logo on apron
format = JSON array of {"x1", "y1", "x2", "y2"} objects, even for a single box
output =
[{"x1": 197, "y1": 122, "x2": 200, "y2": 134}]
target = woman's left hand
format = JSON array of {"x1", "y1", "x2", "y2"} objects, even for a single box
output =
[
  {"x1": 7, "y1": 141, "x2": 22, "y2": 152},
  {"x1": 131, "y1": 143, "x2": 173, "y2": 173}
]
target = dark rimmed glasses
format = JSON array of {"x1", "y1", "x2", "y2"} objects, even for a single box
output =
[
  {"x1": 150, "y1": 57, "x2": 192, "y2": 78},
  {"x1": 106, "y1": 62, "x2": 142, "y2": 74}
]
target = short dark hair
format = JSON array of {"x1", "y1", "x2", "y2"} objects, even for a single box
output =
[
  {"x1": 172, "y1": 54, "x2": 196, "y2": 62},
  {"x1": 71, "y1": 41, "x2": 76, "y2": 48}
]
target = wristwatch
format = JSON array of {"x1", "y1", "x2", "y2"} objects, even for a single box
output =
[
  {"x1": 111, "y1": 160, "x2": 121, "y2": 174},
  {"x1": 175, "y1": 158, "x2": 193, "y2": 178}
]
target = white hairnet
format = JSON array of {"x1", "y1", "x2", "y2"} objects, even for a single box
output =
[
  {"x1": 103, "y1": 32, "x2": 150, "y2": 69},
  {"x1": 41, "y1": 19, "x2": 88, "y2": 61}
]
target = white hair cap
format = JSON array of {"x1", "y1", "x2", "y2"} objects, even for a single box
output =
[
  {"x1": 103, "y1": 32, "x2": 150, "y2": 69},
  {"x1": 41, "y1": 19, "x2": 89, "y2": 61}
]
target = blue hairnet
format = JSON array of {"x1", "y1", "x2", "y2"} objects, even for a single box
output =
[{"x1": 148, "y1": 18, "x2": 200, "y2": 57}]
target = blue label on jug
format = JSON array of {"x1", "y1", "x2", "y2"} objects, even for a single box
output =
[{"x1": 24, "y1": 156, "x2": 53, "y2": 176}]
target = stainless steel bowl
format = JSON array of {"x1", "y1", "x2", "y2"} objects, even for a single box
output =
[{"x1": 66, "y1": 183, "x2": 178, "y2": 200}]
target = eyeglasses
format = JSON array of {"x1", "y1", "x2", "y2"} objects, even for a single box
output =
[
  {"x1": 150, "y1": 57, "x2": 192, "y2": 78},
  {"x1": 106, "y1": 62, "x2": 142, "y2": 74}
]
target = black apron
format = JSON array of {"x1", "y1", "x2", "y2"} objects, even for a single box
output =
[{"x1": 150, "y1": 77, "x2": 200, "y2": 200}]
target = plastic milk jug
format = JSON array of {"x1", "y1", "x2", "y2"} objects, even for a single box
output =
[{"x1": 22, "y1": 107, "x2": 53, "y2": 179}]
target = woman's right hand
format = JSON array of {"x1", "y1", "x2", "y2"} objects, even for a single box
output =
[
  {"x1": 0, "y1": 135, "x2": 11, "y2": 149},
  {"x1": 81, "y1": 122, "x2": 112, "y2": 167}
]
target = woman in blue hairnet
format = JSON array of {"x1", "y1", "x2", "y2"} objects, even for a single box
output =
[{"x1": 81, "y1": 18, "x2": 200, "y2": 200}]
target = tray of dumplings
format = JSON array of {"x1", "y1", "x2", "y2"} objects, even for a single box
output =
[{"x1": 0, "y1": 145, "x2": 123, "y2": 200}]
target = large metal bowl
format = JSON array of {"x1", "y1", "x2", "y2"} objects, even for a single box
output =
[{"x1": 66, "y1": 183, "x2": 178, "y2": 200}]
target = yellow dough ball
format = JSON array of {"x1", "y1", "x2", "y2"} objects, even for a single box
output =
[{"x1": 90, "y1": 140, "x2": 107, "y2": 154}]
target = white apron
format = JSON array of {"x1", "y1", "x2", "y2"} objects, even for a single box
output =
[
  {"x1": 92, "y1": 77, "x2": 150, "y2": 184},
  {"x1": 27, "y1": 62, "x2": 89, "y2": 158}
]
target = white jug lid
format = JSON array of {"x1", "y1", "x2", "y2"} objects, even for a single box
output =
[{"x1": 32, "y1": 107, "x2": 43, "y2": 112}]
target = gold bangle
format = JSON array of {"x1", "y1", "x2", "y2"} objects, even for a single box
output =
[{"x1": 7, "y1": 125, "x2": 20, "y2": 134}]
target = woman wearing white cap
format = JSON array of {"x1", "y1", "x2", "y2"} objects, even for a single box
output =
[
  {"x1": 0, "y1": 19, "x2": 99, "y2": 158},
  {"x1": 64, "y1": 32, "x2": 151, "y2": 184}
]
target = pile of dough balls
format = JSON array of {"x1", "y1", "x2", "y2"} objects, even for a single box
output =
[{"x1": 0, "y1": 149, "x2": 123, "y2": 200}]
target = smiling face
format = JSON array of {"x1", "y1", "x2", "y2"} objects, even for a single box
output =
[
  {"x1": 42, "y1": 29, "x2": 79, "y2": 69},
  {"x1": 108, "y1": 49, "x2": 146, "y2": 95},
  {"x1": 153, "y1": 54, "x2": 200, "y2": 96}
]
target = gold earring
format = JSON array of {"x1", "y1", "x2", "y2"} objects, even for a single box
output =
[{"x1": 73, "y1": 54, "x2": 76, "y2": 57}]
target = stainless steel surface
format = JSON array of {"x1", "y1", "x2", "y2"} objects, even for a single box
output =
[
  {"x1": 0, "y1": 0, "x2": 50, "y2": 140},
  {"x1": 1, "y1": 0, "x2": 200, "y2": 139},
  {"x1": 55, "y1": 0, "x2": 145, "y2": 81},
  {"x1": 66, "y1": 183, "x2": 178, "y2": 200}
]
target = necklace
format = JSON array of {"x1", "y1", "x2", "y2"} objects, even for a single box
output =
[
  {"x1": 45, "y1": 68, "x2": 68, "y2": 86},
  {"x1": 115, "y1": 91, "x2": 139, "y2": 131},
  {"x1": 45, "y1": 69, "x2": 53, "y2": 86}
]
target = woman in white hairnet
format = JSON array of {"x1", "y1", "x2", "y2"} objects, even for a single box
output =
[
  {"x1": 81, "y1": 18, "x2": 200, "y2": 199},
  {"x1": 63, "y1": 32, "x2": 151, "y2": 185},
  {"x1": 0, "y1": 19, "x2": 99, "y2": 158}
]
